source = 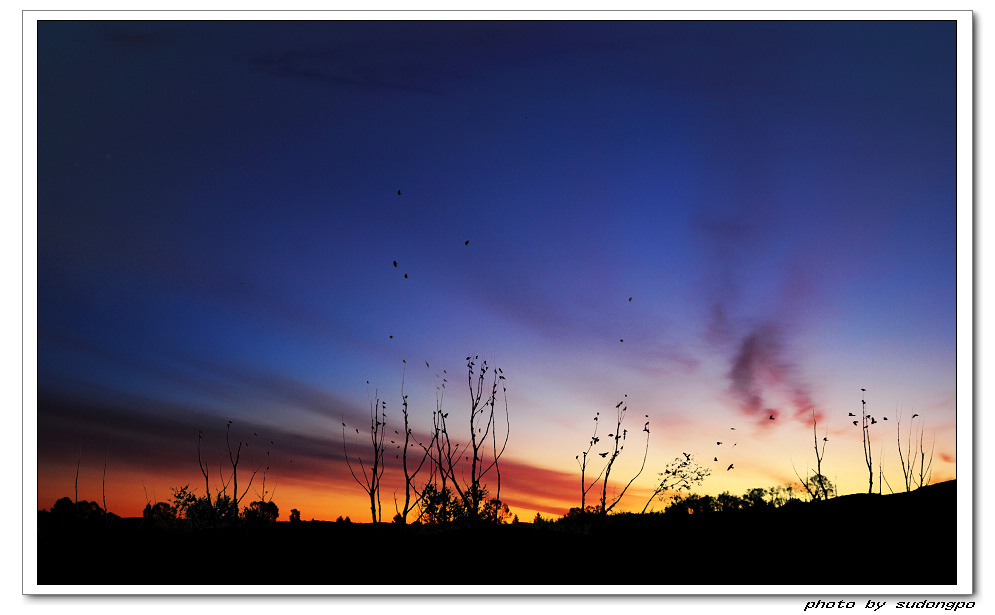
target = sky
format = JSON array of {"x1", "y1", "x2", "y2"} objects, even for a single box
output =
[{"x1": 31, "y1": 17, "x2": 963, "y2": 524}]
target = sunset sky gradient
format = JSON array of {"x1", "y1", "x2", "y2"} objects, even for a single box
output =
[{"x1": 31, "y1": 17, "x2": 964, "y2": 523}]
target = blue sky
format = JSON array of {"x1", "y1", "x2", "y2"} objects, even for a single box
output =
[{"x1": 32, "y1": 18, "x2": 962, "y2": 522}]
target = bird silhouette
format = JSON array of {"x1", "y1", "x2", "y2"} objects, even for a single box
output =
[
  {"x1": 871, "y1": 418, "x2": 877, "y2": 425},
  {"x1": 714, "y1": 457, "x2": 718, "y2": 462},
  {"x1": 853, "y1": 421, "x2": 858, "y2": 426},
  {"x1": 465, "y1": 240, "x2": 470, "y2": 246},
  {"x1": 404, "y1": 273, "x2": 408, "y2": 279},
  {"x1": 628, "y1": 297, "x2": 632, "y2": 302},
  {"x1": 849, "y1": 413, "x2": 855, "y2": 416},
  {"x1": 397, "y1": 190, "x2": 402, "y2": 195},
  {"x1": 883, "y1": 417, "x2": 888, "y2": 420},
  {"x1": 912, "y1": 413, "x2": 919, "y2": 418},
  {"x1": 599, "y1": 452, "x2": 608, "y2": 458},
  {"x1": 425, "y1": 361, "x2": 429, "y2": 368},
  {"x1": 769, "y1": 415, "x2": 775, "y2": 420},
  {"x1": 730, "y1": 427, "x2": 736, "y2": 430},
  {"x1": 717, "y1": 442, "x2": 722, "y2": 445},
  {"x1": 861, "y1": 388, "x2": 866, "y2": 392},
  {"x1": 393, "y1": 260, "x2": 397, "y2": 267},
  {"x1": 620, "y1": 339, "x2": 624, "y2": 343},
  {"x1": 390, "y1": 335, "x2": 393, "y2": 339},
  {"x1": 683, "y1": 452, "x2": 691, "y2": 460},
  {"x1": 727, "y1": 464, "x2": 734, "y2": 471},
  {"x1": 823, "y1": 437, "x2": 828, "y2": 442}
]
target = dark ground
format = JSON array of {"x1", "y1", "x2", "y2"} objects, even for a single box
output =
[{"x1": 35, "y1": 480, "x2": 958, "y2": 587}]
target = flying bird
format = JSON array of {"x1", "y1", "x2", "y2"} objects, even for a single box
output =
[
  {"x1": 849, "y1": 413, "x2": 855, "y2": 416},
  {"x1": 393, "y1": 260, "x2": 397, "y2": 267},
  {"x1": 620, "y1": 339, "x2": 624, "y2": 343},
  {"x1": 599, "y1": 452, "x2": 609, "y2": 458},
  {"x1": 823, "y1": 437, "x2": 828, "y2": 442},
  {"x1": 853, "y1": 421, "x2": 858, "y2": 426},
  {"x1": 628, "y1": 297, "x2": 632, "y2": 302},
  {"x1": 425, "y1": 361, "x2": 429, "y2": 368},
  {"x1": 769, "y1": 415, "x2": 775, "y2": 420},
  {"x1": 727, "y1": 464, "x2": 734, "y2": 471},
  {"x1": 717, "y1": 442, "x2": 722, "y2": 445},
  {"x1": 912, "y1": 414, "x2": 919, "y2": 418},
  {"x1": 883, "y1": 417, "x2": 888, "y2": 420},
  {"x1": 397, "y1": 189, "x2": 402, "y2": 195},
  {"x1": 404, "y1": 273, "x2": 408, "y2": 279},
  {"x1": 683, "y1": 452, "x2": 691, "y2": 460},
  {"x1": 714, "y1": 457, "x2": 718, "y2": 462},
  {"x1": 465, "y1": 240, "x2": 470, "y2": 246}
]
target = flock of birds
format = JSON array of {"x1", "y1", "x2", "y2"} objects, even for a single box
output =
[{"x1": 387, "y1": 185, "x2": 637, "y2": 355}]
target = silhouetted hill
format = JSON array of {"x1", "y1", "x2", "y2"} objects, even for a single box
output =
[{"x1": 36, "y1": 480, "x2": 957, "y2": 586}]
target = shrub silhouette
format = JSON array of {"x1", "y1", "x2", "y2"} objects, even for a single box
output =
[
  {"x1": 416, "y1": 482, "x2": 510, "y2": 528},
  {"x1": 242, "y1": 500, "x2": 279, "y2": 527},
  {"x1": 142, "y1": 501, "x2": 178, "y2": 529},
  {"x1": 48, "y1": 496, "x2": 106, "y2": 528},
  {"x1": 665, "y1": 493, "x2": 717, "y2": 515},
  {"x1": 802, "y1": 473, "x2": 836, "y2": 501}
]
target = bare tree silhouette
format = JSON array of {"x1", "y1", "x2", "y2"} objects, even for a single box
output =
[
  {"x1": 894, "y1": 408, "x2": 935, "y2": 491},
  {"x1": 343, "y1": 385, "x2": 388, "y2": 523},
  {"x1": 596, "y1": 397, "x2": 650, "y2": 516},
  {"x1": 860, "y1": 389, "x2": 874, "y2": 494},
  {"x1": 792, "y1": 409, "x2": 832, "y2": 500},
  {"x1": 575, "y1": 410, "x2": 605, "y2": 512},
  {"x1": 392, "y1": 362, "x2": 434, "y2": 524}
]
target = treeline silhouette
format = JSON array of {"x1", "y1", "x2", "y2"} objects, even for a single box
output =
[{"x1": 37, "y1": 479, "x2": 956, "y2": 586}]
